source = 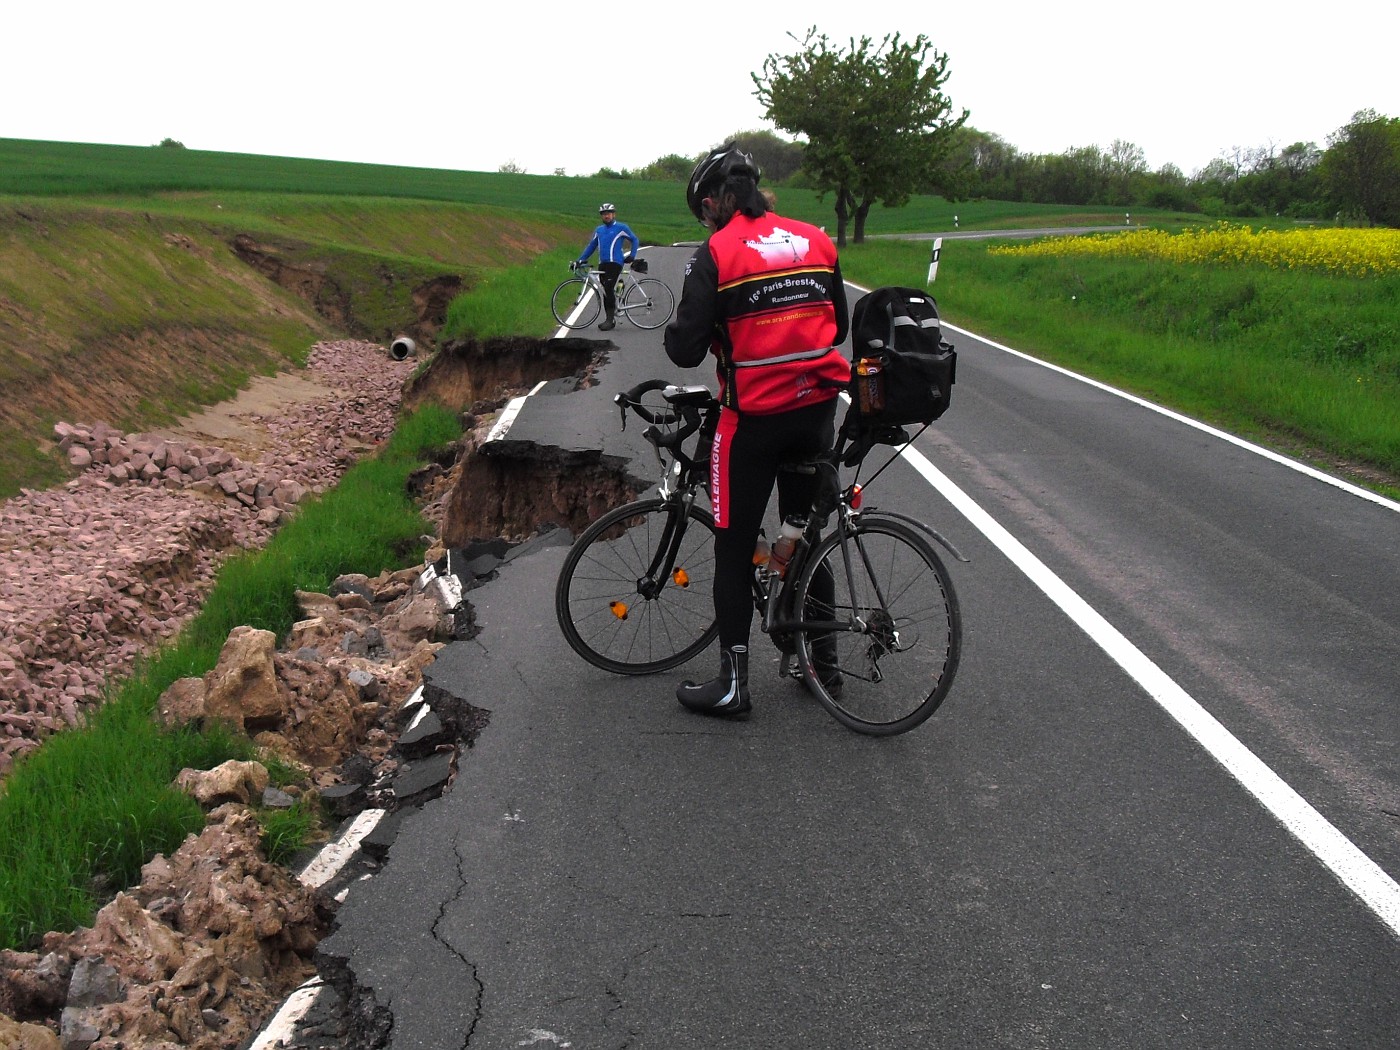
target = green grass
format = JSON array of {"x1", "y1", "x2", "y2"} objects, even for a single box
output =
[
  {"x1": 0, "y1": 403, "x2": 462, "y2": 950},
  {"x1": 840, "y1": 237, "x2": 1400, "y2": 487},
  {"x1": 443, "y1": 247, "x2": 581, "y2": 340},
  {"x1": 2, "y1": 137, "x2": 1195, "y2": 238},
  {"x1": 260, "y1": 797, "x2": 320, "y2": 867}
]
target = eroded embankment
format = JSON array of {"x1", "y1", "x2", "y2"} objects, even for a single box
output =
[
  {"x1": 406, "y1": 335, "x2": 646, "y2": 548},
  {"x1": 0, "y1": 332, "x2": 652, "y2": 1050}
]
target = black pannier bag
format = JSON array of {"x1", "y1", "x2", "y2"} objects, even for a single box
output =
[{"x1": 847, "y1": 286, "x2": 957, "y2": 429}]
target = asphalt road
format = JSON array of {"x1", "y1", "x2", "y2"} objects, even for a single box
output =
[{"x1": 321, "y1": 244, "x2": 1400, "y2": 1048}]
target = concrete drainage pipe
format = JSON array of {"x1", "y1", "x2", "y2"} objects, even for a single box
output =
[{"x1": 390, "y1": 336, "x2": 416, "y2": 361}]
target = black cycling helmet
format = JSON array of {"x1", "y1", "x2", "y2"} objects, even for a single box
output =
[
  {"x1": 599, "y1": 202, "x2": 616, "y2": 214},
  {"x1": 686, "y1": 143, "x2": 761, "y2": 222}
]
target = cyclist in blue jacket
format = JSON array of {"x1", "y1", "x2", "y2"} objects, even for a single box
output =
[{"x1": 576, "y1": 202, "x2": 640, "y2": 331}]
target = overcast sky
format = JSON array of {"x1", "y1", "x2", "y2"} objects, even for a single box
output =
[{"x1": 6, "y1": 1, "x2": 1396, "y2": 181}]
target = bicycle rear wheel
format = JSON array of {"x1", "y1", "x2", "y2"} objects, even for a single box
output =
[
  {"x1": 622, "y1": 278, "x2": 675, "y2": 329},
  {"x1": 793, "y1": 515, "x2": 961, "y2": 735},
  {"x1": 555, "y1": 497, "x2": 718, "y2": 674},
  {"x1": 551, "y1": 277, "x2": 601, "y2": 329}
]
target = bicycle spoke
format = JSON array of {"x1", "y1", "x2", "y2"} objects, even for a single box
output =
[
  {"x1": 622, "y1": 279, "x2": 675, "y2": 329},
  {"x1": 795, "y1": 517, "x2": 960, "y2": 735},
  {"x1": 556, "y1": 499, "x2": 719, "y2": 675}
]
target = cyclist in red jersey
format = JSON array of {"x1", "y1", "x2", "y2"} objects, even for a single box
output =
[{"x1": 663, "y1": 143, "x2": 850, "y2": 719}]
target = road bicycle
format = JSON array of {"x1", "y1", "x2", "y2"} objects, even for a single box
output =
[
  {"x1": 551, "y1": 260, "x2": 675, "y2": 330},
  {"x1": 554, "y1": 379, "x2": 966, "y2": 736}
]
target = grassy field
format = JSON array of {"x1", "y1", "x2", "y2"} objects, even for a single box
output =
[
  {"x1": 837, "y1": 231, "x2": 1400, "y2": 490},
  {"x1": 2, "y1": 137, "x2": 1182, "y2": 237}
]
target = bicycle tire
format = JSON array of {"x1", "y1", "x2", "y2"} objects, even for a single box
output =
[
  {"x1": 621, "y1": 278, "x2": 675, "y2": 329},
  {"x1": 551, "y1": 277, "x2": 601, "y2": 329},
  {"x1": 555, "y1": 497, "x2": 719, "y2": 675},
  {"x1": 793, "y1": 515, "x2": 961, "y2": 735}
]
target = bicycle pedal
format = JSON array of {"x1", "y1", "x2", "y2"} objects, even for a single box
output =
[{"x1": 777, "y1": 653, "x2": 795, "y2": 679}]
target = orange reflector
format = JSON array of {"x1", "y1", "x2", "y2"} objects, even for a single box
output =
[
  {"x1": 672, "y1": 567, "x2": 690, "y2": 587},
  {"x1": 609, "y1": 601, "x2": 629, "y2": 620}
]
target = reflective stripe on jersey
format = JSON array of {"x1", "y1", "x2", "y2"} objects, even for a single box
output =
[{"x1": 732, "y1": 346, "x2": 837, "y2": 368}]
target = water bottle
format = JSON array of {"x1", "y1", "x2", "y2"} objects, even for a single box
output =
[
  {"x1": 752, "y1": 533, "x2": 772, "y2": 585},
  {"x1": 856, "y1": 357, "x2": 886, "y2": 414},
  {"x1": 769, "y1": 515, "x2": 807, "y2": 578}
]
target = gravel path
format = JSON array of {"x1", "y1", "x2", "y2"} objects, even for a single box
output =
[{"x1": 0, "y1": 340, "x2": 417, "y2": 776}]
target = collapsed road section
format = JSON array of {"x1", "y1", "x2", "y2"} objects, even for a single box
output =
[{"x1": 246, "y1": 335, "x2": 661, "y2": 1050}]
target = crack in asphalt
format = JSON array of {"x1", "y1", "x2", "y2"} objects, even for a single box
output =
[{"x1": 432, "y1": 833, "x2": 485, "y2": 1048}]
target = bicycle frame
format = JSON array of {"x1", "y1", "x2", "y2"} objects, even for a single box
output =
[
  {"x1": 579, "y1": 268, "x2": 642, "y2": 311},
  {"x1": 613, "y1": 380, "x2": 961, "y2": 648}
]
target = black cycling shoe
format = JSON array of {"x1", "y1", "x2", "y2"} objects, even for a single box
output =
[
  {"x1": 598, "y1": 316, "x2": 616, "y2": 331},
  {"x1": 677, "y1": 645, "x2": 751, "y2": 718}
]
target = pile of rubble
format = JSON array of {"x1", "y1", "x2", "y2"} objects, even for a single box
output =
[
  {"x1": 0, "y1": 548, "x2": 497, "y2": 1050},
  {"x1": 0, "y1": 331, "x2": 586, "y2": 1048},
  {"x1": 0, "y1": 340, "x2": 413, "y2": 777}
]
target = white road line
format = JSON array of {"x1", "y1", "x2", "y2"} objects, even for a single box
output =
[
  {"x1": 248, "y1": 978, "x2": 325, "y2": 1050},
  {"x1": 486, "y1": 384, "x2": 546, "y2": 444},
  {"x1": 555, "y1": 288, "x2": 598, "y2": 336},
  {"x1": 940, "y1": 320, "x2": 1400, "y2": 513},
  {"x1": 900, "y1": 441, "x2": 1400, "y2": 939},
  {"x1": 297, "y1": 808, "x2": 386, "y2": 890},
  {"x1": 487, "y1": 396, "x2": 528, "y2": 444}
]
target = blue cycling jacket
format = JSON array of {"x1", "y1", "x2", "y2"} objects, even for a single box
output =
[{"x1": 578, "y1": 220, "x2": 639, "y2": 266}]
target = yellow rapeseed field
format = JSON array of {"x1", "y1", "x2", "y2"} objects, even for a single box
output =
[{"x1": 991, "y1": 223, "x2": 1400, "y2": 278}]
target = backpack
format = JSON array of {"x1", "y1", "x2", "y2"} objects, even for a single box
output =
[{"x1": 848, "y1": 287, "x2": 957, "y2": 429}]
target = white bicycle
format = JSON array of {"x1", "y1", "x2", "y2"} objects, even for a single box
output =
[{"x1": 550, "y1": 259, "x2": 675, "y2": 330}]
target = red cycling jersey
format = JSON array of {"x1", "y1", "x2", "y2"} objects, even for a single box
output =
[{"x1": 665, "y1": 212, "x2": 850, "y2": 414}]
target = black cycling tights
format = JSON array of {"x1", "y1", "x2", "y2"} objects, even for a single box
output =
[
  {"x1": 710, "y1": 397, "x2": 837, "y2": 651},
  {"x1": 599, "y1": 261, "x2": 623, "y2": 317}
]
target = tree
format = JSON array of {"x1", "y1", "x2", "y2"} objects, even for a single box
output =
[
  {"x1": 943, "y1": 126, "x2": 1022, "y2": 200},
  {"x1": 634, "y1": 153, "x2": 696, "y2": 181},
  {"x1": 1105, "y1": 139, "x2": 1148, "y2": 202},
  {"x1": 156, "y1": 138, "x2": 185, "y2": 149},
  {"x1": 722, "y1": 128, "x2": 806, "y2": 183},
  {"x1": 1320, "y1": 109, "x2": 1400, "y2": 226},
  {"x1": 753, "y1": 29, "x2": 968, "y2": 245}
]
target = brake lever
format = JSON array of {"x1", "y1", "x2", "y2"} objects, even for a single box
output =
[
  {"x1": 614, "y1": 393, "x2": 629, "y2": 432},
  {"x1": 641, "y1": 425, "x2": 666, "y2": 468}
]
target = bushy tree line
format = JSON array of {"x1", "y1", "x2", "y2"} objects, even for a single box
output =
[
  {"x1": 590, "y1": 108, "x2": 1397, "y2": 233},
  {"x1": 947, "y1": 109, "x2": 1400, "y2": 226}
]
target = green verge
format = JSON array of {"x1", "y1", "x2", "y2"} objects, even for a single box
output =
[
  {"x1": 443, "y1": 247, "x2": 581, "y2": 340},
  {"x1": 0, "y1": 403, "x2": 462, "y2": 950},
  {"x1": 0, "y1": 193, "x2": 582, "y2": 499},
  {"x1": 840, "y1": 237, "x2": 1400, "y2": 493}
]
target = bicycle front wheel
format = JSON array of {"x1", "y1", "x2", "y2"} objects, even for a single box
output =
[
  {"x1": 551, "y1": 277, "x2": 601, "y2": 329},
  {"x1": 555, "y1": 497, "x2": 718, "y2": 675},
  {"x1": 794, "y1": 515, "x2": 961, "y2": 735},
  {"x1": 622, "y1": 278, "x2": 675, "y2": 329}
]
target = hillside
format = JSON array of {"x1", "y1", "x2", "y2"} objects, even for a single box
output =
[{"x1": 0, "y1": 193, "x2": 577, "y2": 497}]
